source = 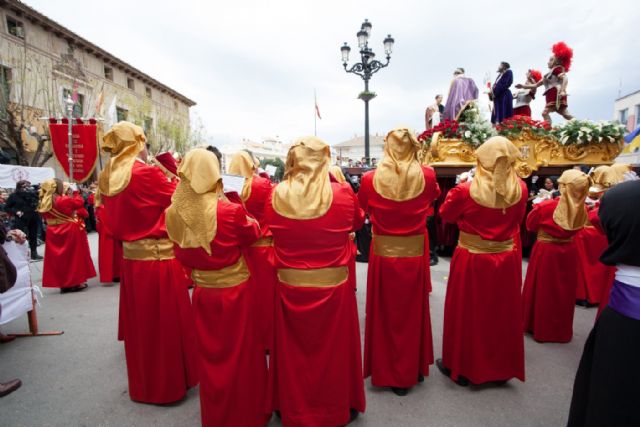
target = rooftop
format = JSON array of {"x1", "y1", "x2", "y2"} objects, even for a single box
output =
[
  {"x1": 615, "y1": 89, "x2": 640, "y2": 102},
  {"x1": 332, "y1": 134, "x2": 385, "y2": 148},
  {"x1": 2, "y1": 0, "x2": 196, "y2": 106}
]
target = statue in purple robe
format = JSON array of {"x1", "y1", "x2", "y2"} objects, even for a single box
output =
[
  {"x1": 443, "y1": 68, "x2": 479, "y2": 121},
  {"x1": 490, "y1": 62, "x2": 514, "y2": 124}
]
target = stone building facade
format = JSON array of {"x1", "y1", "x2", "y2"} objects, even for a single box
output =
[{"x1": 0, "y1": 0, "x2": 195, "y2": 168}]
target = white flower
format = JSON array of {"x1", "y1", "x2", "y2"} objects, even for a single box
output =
[{"x1": 464, "y1": 130, "x2": 471, "y2": 138}]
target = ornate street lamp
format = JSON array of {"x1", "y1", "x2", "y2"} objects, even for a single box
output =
[{"x1": 340, "y1": 19, "x2": 394, "y2": 165}]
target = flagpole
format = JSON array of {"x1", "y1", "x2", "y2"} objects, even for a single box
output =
[{"x1": 314, "y1": 89, "x2": 317, "y2": 136}]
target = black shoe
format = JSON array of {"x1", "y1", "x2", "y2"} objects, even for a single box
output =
[
  {"x1": 113, "y1": 277, "x2": 120, "y2": 283},
  {"x1": 274, "y1": 410, "x2": 281, "y2": 419},
  {"x1": 60, "y1": 287, "x2": 74, "y2": 294},
  {"x1": 430, "y1": 258, "x2": 438, "y2": 266},
  {"x1": 391, "y1": 387, "x2": 409, "y2": 396},
  {"x1": 436, "y1": 358, "x2": 470, "y2": 387},
  {"x1": 349, "y1": 408, "x2": 359, "y2": 423},
  {"x1": 575, "y1": 299, "x2": 589, "y2": 307},
  {"x1": 30, "y1": 253, "x2": 43, "y2": 261},
  {"x1": 418, "y1": 373, "x2": 425, "y2": 383}
]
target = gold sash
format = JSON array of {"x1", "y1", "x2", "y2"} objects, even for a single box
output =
[
  {"x1": 251, "y1": 236, "x2": 273, "y2": 247},
  {"x1": 46, "y1": 218, "x2": 70, "y2": 226},
  {"x1": 123, "y1": 238, "x2": 175, "y2": 261},
  {"x1": 277, "y1": 266, "x2": 348, "y2": 288},
  {"x1": 373, "y1": 234, "x2": 424, "y2": 257},
  {"x1": 192, "y1": 257, "x2": 250, "y2": 289},
  {"x1": 536, "y1": 230, "x2": 573, "y2": 244},
  {"x1": 458, "y1": 231, "x2": 514, "y2": 254}
]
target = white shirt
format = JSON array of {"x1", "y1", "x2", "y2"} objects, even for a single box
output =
[{"x1": 616, "y1": 264, "x2": 640, "y2": 287}]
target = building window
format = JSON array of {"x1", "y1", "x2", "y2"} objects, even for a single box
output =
[
  {"x1": 619, "y1": 108, "x2": 628, "y2": 125},
  {"x1": 104, "y1": 66, "x2": 113, "y2": 81},
  {"x1": 6, "y1": 16, "x2": 24, "y2": 39},
  {"x1": 143, "y1": 117, "x2": 153, "y2": 135},
  {"x1": 127, "y1": 77, "x2": 135, "y2": 90},
  {"x1": 145, "y1": 86, "x2": 152, "y2": 98},
  {"x1": 0, "y1": 66, "x2": 12, "y2": 102},
  {"x1": 636, "y1": 105, "x2": 640, "y2": 127},
  {"x1": 116, "y1": 107, "x2": 128, "y2": 122},
  {"x1": 62, "y1": 88, "x2": 85, "y2": 118}
]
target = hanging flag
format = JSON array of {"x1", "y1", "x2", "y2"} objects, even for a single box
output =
[
  {"x1": 71, "y1": 81, "x2": 79, "y2": 103},
  {"x1": 94, "y1": 84, "x2": 105, "y2": 117},
  {"x1": 315, "y1": 93, "x2": 322, "y2": 119}
]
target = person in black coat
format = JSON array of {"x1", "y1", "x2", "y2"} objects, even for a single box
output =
[{"x1": 4, "y1": 180, "x2": 42, "y2": 260}]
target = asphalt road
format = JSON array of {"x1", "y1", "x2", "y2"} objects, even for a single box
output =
[{"x1": 0, "y1": 232, "x2": 595, "y2": 426}]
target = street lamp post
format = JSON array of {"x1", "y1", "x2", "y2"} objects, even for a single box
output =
[{"x1": 341, "y1": 19, "x2": 394, "y2": 166}]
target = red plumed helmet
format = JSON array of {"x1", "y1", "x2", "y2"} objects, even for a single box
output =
[
  {"x1": 529, "y1": 69, "x2": 543, "y2": 82},
  {"x1": 551, "y1": 42, "x2": 573, "y2": 71}
]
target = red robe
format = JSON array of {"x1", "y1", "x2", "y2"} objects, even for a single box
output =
[
  {"x1": 101, "y1": 161, "x2": 197, "y2": 404},
  {"x1": 522, "y1": 198, "x2": 582, "y2": 343},
  {"x1": 42, "y1": 195, "x2": 96, "y2": 288},
  {"x1": 95, "y1": 204, "x2": 122, "y2": 284},
  {"x1": 359, "y1": 167, "x2": 440, "y2": 388},
  {"x1": 575, "y1": 206, "x2": 615, "y2": 307},
  {"x1": 243, "y1": 175, "x2": 276, "y2": 352},
  {"x1": 265, "y1": 183, "x2": 366, "y2": 427},
  {"x1": 440, "y1": 181, "x2": 527, "y2": 384},
  {"x1": 173, "y1": 201, "x2": 269, "y2": 427}
]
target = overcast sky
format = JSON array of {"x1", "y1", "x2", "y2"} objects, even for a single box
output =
[{"x1": 27, "y1": 0, "x2": 640, "y2": 148}]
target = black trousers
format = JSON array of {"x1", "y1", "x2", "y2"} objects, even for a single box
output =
[
  {"x1": 568, "y1": 307, "x2": 640, "y2": 427},
  {"x1": 13, "y1": 212, "x2": 39, "y2": 254},
  {"x1": 356, "y1": 222, "x2": 372, "y2": 259}
]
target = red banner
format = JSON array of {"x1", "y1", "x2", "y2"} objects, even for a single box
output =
[{"x1": 49, "y1": 123, "x2": 98, "y2": 183}]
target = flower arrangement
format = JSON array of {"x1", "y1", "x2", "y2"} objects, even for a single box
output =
[
  {"x1": 417, "y1": 119, "x2": 496, "y2": 148},
  {"x1": 497, "y1": 115, "x2": 551, "y2": 138},
  {"x1": 552, "y1": 120, "x2": 625, "y2": 145},
  {"x1": 417, "y1": 119, "x2": 461, "y2": 142},
  {"x1": 461, "y1": 120, "x2": 497, "y2": 147}
]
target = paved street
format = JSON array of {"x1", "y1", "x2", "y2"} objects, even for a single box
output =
[{"x1": 0, "y1": 232, "x2": 595, "y2": 426}]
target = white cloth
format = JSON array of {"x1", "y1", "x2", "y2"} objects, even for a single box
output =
[
  {"x1": 514, "y1": 89, "x2": 532, "y2": 109},
  {"x1": 615, "y1": 265, "x2": 640, "y2": 288},
  {"x1": 0, "y1": 165, "x2": 54, "y2": 188},
  {"x1": 0, "y1": 241, "x2": 35, "y2": 325}
]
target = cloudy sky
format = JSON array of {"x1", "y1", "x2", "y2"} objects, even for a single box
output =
[{"x1": 27, "y1": 0, "x2": 640, "y2": 148}]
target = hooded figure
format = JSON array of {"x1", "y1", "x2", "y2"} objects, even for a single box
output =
[
  {"x1": 523, "y1": 169, "x2": 591, "y2": 343},
  {"x1": 228, "y1": 149, "x2": 276, "y2": 352},
  {"x1": 359, "y1": 128, "x2": 440, "y2": 395},
  {"x1": 38, "y1": 178, "x2": 96, "y2": 292},
  {"x1": 569, "y1": 180, "x2": 640, "y2": 427},
  {"x1": 265, "y1": 136, "x2": 366, "y2": 426},
  {"x1": 439, "y1": 136, "x2": 527, "y2": 386},
  {"x1": 167, "y1": 148, "x2": 268, "y2": 427},
  {"x1": 97, "y1": 121, "x2": 198, "y2": 404}
]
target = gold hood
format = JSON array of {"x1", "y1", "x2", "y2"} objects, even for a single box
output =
[
  {"x1": 553, "y1": 169, "x2": 590, "y2": 231},
  {"x1": 272, "y1": 136, "x2": 332, "y2": 219},
  {"x1": 228, "y1": 151, "x2": 256, "y2": 201},
  {"x1": 166, "y1": 148, "x2": 221, "y2": 255},
  {"x1": 98, "y1": 121, "x2": 146, "y2": 197}
]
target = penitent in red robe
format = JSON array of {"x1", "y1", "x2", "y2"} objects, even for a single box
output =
[
  {"x1": 265, "y1": 183, "x2": 366, "y2": 427},
  {"x1": 101, "y1": 160, "x2": 197, "y2": 404},
  {"x1": 440, "y1": 180, "x2": 527, "y2": 384},
  {"x1": 95, "y1": 204, "x2": 122, "y2": 284},
  {"x1": 522, "y1": 198, "x2": 582, "y2": 343},
  {"x1": 42, "y1": 194, "x2": 96, "y2": 288},
  {"x1": 359, "y1": 167, "x2": 440, "y2": 388},
  {"x1": 574, "y1": 206, "x2": 615, "y2": 307},
  {"x1": 174, "y1": 201, "x2": 269, "y2": 427},
  {"x1": 243, "y1": 175, "x2": 276, "y2": 352}
]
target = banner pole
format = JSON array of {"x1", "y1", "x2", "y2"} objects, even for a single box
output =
[{"x1": 65, "y1": 95, "x2": 74, "y2": 182}]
